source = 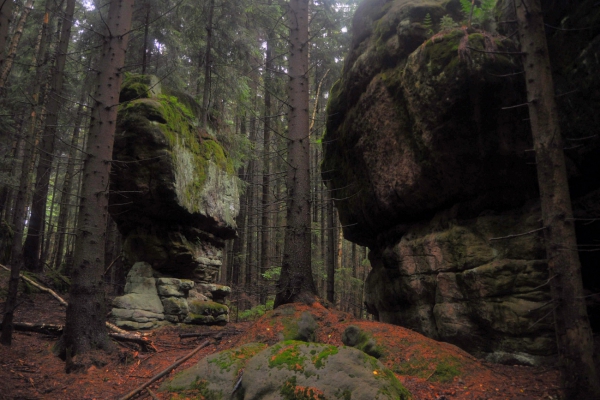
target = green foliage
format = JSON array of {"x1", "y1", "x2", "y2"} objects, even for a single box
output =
[
  {"x1": 423, "y1": 13, "x2": 434, "y2": 36},
  {"x1": 236, "y1": 298, "x2": 275, "y2": 321},
  {"x1": 440, "y1": 15, "x2": 458, "y2": 30},
  {"x1": 262, "y1": 267, "x2": 281, "y2": 281},
  {"x1": 460, "y1": 0, "x2": 497, "y2": 28}
]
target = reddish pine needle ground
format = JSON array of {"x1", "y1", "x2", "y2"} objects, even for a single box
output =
[{"x1": 0, "y1": 288, "x2": 561, "y2": 399}]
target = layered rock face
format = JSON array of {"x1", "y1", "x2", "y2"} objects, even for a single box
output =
[
  {"x1": 109, "y1": 75, "x2": 239, "y2": 328},
  {"x1": 323, "y1": 0, "x2": 600, "y2": 364}
]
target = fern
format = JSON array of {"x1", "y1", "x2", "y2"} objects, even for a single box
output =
[{"x1": 423, "y1": 13, "x2": 434, "y2": 35}]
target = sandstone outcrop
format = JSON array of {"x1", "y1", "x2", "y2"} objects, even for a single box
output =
[
  {"x1": 109, "y1": 75, "x2": 239, "y2": 328},
  {"x1": 323, "y1": 0, "x2": 600, "y2": 364}
]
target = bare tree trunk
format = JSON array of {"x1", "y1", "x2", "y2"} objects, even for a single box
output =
[
  {"x1": 0, "y1": 0, "x2": 14, "y2": 74},
  {"x1": 231, "y1": 115, "x2": 248, "y2": 286},
  {"x1": 42, "y1": 159, "x2": 61, "y2": 266},
  {"x1": 274, "y1": 0, "x2": 316, "y2": 307},
  {"x1": 260, "y1": 26, "x2": 274, "y2": 305},
  {"x1": 141, "y1": 1, "x2": 150, "y2": 75},
  {"x1": 23, "y1": 0, "x2": 77, "y2": 272},
  {"x1": 57, "y1": 0, "x2": 135, "y2": 359},
  {"x1": 326, "y1": 195, "x2": 335, "y2": 304},
  {"x1": 54, "y1": 85, "x2": 88, "y2": 271},
  {"x1": 0, "y1": 0, "x2": 34, "y2": 89},
  {"x1": 515, "y1": 0, "x2": 600, "y2": 397},
  {"x1": 201, "y1": 0, "x2": 215, "y2": 129}
]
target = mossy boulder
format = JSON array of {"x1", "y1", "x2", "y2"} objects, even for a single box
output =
[
  {"x1": 110, "y1": 74, "x2": 239, "y2": 282},
  {"x1": 162, "y1": 342, "x2": 267, "y2": 398},
  {"x1": 322, "y1": 0, "x2": 600, "y2": 365},
  {"x1": 162, "y1": 341, "x2": 411, "y2": 400}
]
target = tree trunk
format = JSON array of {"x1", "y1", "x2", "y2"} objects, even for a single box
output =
[
  {"x1": 201, "y1": 0, "x2": 215, "y2": 129},
  {"x1": 57, "y1": 0, "x2": 135, "y2": 359},
  {"x1": 1, "y1": 0, "x2": 54, "y2": 346},
  {"x1": 141, "y1": 2, "x2": 150, "y2": 75},
  {"x1": 326, "y1": 196, "x2": 335, "y2": 304},
  {"x1": 23, "y1": 0, "x2": 77, "y2": 272},
  {"x1": 275, "y1": 0, "x2": 316, "y2": 307},
  {"x1": 260, "y1": 25, "x2": 274, "y2": 304},
  {"x1": 0, "y1": 0, "x2": 14, "y2": 74},
  {"x1": 0, "y1": 0, "x2": 34, "y2": 89},
  {"x1": 515, "y1": 0, "x2": 600, "y2": 397},
  {"x1": 54, "y1": 83, "x2": 89, "y2": 271}
]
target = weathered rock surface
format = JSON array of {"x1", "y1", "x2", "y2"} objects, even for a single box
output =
[
  {"x1": 111, "y1": 262, "x2": 230, "y2": 329},
  {"x1": 162, "y1": 341, "x2": 411, "y2": 399},
  {"x1": 109, "y1": 74, "x2": 239, "y2": 282},
  {"x1": 323, "y1": 0, "x2": 600, "y2": 363}
]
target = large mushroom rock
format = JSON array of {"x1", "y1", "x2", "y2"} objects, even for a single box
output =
[
  {"x1": 322, "y1": 0, "x2": 600, "y2": 364},
  {"x1": 323, "y1": 0, "x2": 537, "y2": 247},
  {"x1": 109, "y1": 74, "x2": 239, "y2": 282}
]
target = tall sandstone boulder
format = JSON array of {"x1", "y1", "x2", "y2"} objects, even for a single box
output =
[
  {"x1": 108, "y1": 75, "x2": 239, "y2": 328},
  {"x1": 323, "y1": 0, "x2": 600, "y2": 365}
]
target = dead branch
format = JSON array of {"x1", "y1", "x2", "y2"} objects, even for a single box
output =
[
  {"x1": 179, "y1": 329, "x2": 244, "y2": 340},
  {"x1": 0, "y1": 263, "x2": 68, "y2": 307},
  {"x1": 12, "y1": 322, "x2": 64, "y2": 335},
  {"x1": 118, "y1": 339, "x2": 212, "y2": 400},
  {"x1": 0, "y1": 263, "x2": 149, "y2": 338},
  {"x1": 489, "y1": 226, "x2": 546, "y2": 241},
  {"x1": 10, "y1": 321, "x2": 156, "y2": 352}
]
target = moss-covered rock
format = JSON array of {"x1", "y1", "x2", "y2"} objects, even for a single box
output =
[
  {"x1": 162, "y1": 341, "x2": 411, "y2": 400},
  {"x1": 110, "y1": 74, "x2": 239, "y2": 282},
  {"x1": 322, "y1": 0, "x2": 600, "y2": 365}
]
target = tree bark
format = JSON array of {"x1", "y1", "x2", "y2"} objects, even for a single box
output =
[
  {"x1": 0, "y1": 0, "x2": 33, "y2": 89},
  {"x1": 0, "y1": 0, "x2": 14, "y2": 74},
  {"x1": 201, "y1": 0, "x2": 215, "y2": 129},
  {"x1": 260, "y1": 23, "x2": 274, "y2": 304},
  {"x1": 515, "y1": 0, "x2": 600, "y2": 397},
  {"x1": 275, "y1": 0, "x2": 317, "y2": 307},
  {"x1": 0, "y1": 3, "x2": 54, "y2": 343},
  {"x1": 57, "y1": 0, "x2": 135, "y2": 359},
  {"x1": 326, "y1": 196, "x2": 334, "y2": 303},
  {"x1": 23, "y1": 0, "x2": 77, "y2": 272}
]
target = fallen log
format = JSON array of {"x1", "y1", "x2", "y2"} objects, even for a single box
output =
[
  {"x1": 0, "y1": 263, "x2": 150, "y2": 338},
  {"x1": 118, "y1": 339, "x2": 212, "y2": 400},
  {"x1": 10, "y1": 321, "x2": 157, "y2": 352},
  {"x1": 179, "y1": 329, "x2": 243, "y2": 339}
]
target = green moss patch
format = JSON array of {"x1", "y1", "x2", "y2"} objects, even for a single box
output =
[
  {"x1": 268, "y1": 341, "x2": 308, "y2": 372},
  {"x1": 208, "y1": 342, "x2": 267, "y2": 375}
]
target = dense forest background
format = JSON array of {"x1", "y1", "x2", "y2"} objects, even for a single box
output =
[{"x1": 0, "y1": 0, "x2": 371, "y2": 320}]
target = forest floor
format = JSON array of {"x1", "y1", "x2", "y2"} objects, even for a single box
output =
[{"x1": 0, "y1": 278, "x2": 563, "y2": 400}]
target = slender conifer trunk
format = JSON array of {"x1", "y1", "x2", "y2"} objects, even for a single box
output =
[
  {"x1": 515, "y1": 0, "x2": 600, "y2": 397},
  {"x1": 57, "y1": 0, "x2": 134, "y2": 359},
  {"x1": 275, "y1": 0, "x2": 317, "y2": 307}
]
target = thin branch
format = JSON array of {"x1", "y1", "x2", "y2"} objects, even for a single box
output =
[{"x1": 489, "y1": 226, "x2": 546, "y2": 241}]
